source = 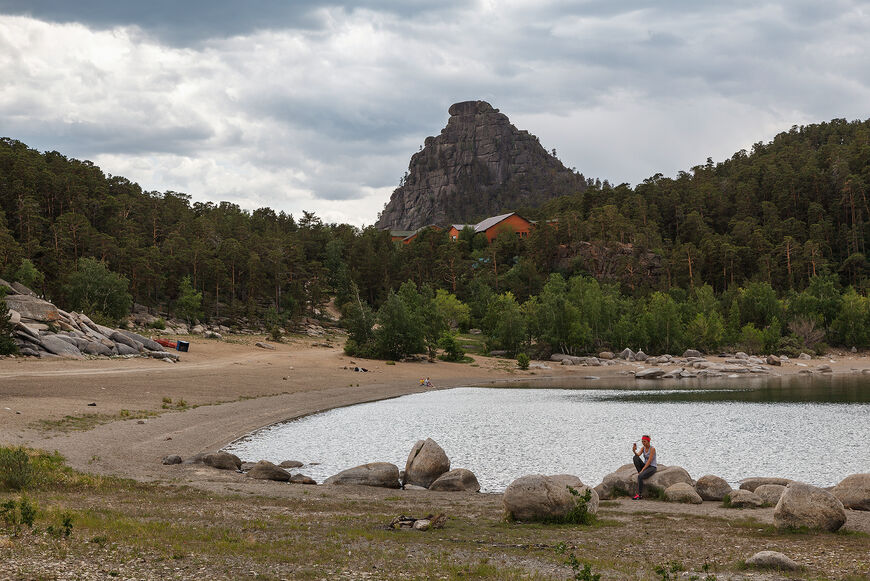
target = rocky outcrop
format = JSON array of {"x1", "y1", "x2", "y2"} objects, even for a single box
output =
[
  {"x1": 324, "y1": 462, "x2": 401, "y2": 488},
  {"x1": 403, "y1": 438, "x2": 450, "y2": 488},
  {"x1": 375, "y1": 100, "x2": 586, "y2": 230},
  {"x1": 3, "y1": 284, "x2": 169, "y2": 360},
  {"x1": 694, "y1": 475, "x2": 732, "y2": 501},
  {"x1": 428, "y1": 468, "x2": 481, "y2": 492},
  {"x1": 831, "y1": 473, "x2": 870, "y2": 510},
  {"x1": 774, "y1": 482, "x2": 846, "y2": 531}
]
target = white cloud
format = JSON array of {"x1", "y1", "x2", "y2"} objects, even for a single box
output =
[{"x1": 1, "y1": 2, "x2": 869, "y2": 226}]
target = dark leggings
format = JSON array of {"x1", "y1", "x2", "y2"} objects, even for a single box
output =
[{"x1": 633, "y1": 455, "x2": 657, "y2": 495}]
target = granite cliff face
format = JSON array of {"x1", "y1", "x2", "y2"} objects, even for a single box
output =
[{"x1": 376, "y1": 101, "x2": 585, "y2": 230}]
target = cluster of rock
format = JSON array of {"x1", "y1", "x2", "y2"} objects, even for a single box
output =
[
  {"x1": 163, "y1": 452, "x2": 317, "y2": 485},
  {"x1": 2, "y1": 279, "x2": 172, "y2": 360},
  {"x1": 130, "y1": 303, "x2": 332, "y2": 339},
  {"x1": 324, "y1": 438, "x2": 481, "y2": 492},
  {"x1": 594, "y1": 463, "x2": 869, "y2": 533}
]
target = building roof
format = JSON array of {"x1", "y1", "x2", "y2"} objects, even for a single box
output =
[
  {"x1": 389, "y1": 230, "x2": 416, "y2": 238},
  {"x1": 473, "y1": 212, "x2": 520, "y2": 233}
]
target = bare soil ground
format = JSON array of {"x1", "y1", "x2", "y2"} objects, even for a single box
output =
[{"x1": 1, "y1": 336, "x2": 868, "y2": 580}]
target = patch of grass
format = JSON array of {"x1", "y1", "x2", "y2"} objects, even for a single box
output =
[
  {"x1": 30, "y1": 410, "x2": 161, "y2": 433},
  {"x1": 0, "y1": 446, "x2": 32, "y2": 490},
  {"x1": 721, "y1": 493, "x2": 732, "y2": 508}
]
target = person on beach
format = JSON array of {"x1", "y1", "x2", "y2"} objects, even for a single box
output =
[{"x1": 631, "y1": 435, "x2": 657, "y2": 500}]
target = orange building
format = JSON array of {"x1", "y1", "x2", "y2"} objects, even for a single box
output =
[{"x1": 447, "y1": 212, "x2": 532, "y2": 243}]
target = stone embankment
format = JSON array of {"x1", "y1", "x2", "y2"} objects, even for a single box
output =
[
  {"x1": 2, "y1": 278, "x2": 171, "y2": 361},
  {"x1": 551, "y1": 348, "x2": 835, "y2": 378}
]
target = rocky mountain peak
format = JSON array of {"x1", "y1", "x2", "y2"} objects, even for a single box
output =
[{"x1": 375, "y1": 101, "x2": 585, "y2": 230}]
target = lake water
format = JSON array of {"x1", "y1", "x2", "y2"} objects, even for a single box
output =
[{"x1": 224, "y1": 376, "x2": 870, "y2": 492}]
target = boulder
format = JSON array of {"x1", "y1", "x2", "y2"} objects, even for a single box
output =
[
  {"x1": 634, "y1": 350, "x2": 648, "y2": 361},
  {"x1": 289, "y1": 474, "x2": 317, "y2": 485},
  {"x1": 110, "y1": 330, "x2": 142, "y2": 351},
  {"x1": 403, "y1": 438, "x2": 450, "y2": 488},
  {"x1": 635, "y1": 368, "x2": 665, "y2": 379},
  {"x1": 279, "y1": 460, "x2": 304, "y2": 469},
  {"x1": 745, "y1": 551, "x2": 800, "y2": 571},
  {"x1": 255, "y1": 341, "x2": 276, "y2": 350},
  {"x1": 695, "y1": 475, "x2": 732, "y2": 501},
  {"x1": 503, "y1": 475, "x2": 576, "y2": 522},
  {"x1": 8, "y1": 309, "x2": 20, "y2": 326},
  {"x1": 727, "y1": 489, "x2": 764, "y2": 508},
  {"x1": 428, "y1": 468, "x2": 481, "y2": 492},
  {"x1": 766, "y1": 355, "x2": 781, "y2": 366},
  {"x1": 204, "y1": 331, "x2": 222, "y2": 339},
  {"x1": 161, "y1": 455, "x2": 182, "y2": 465},
  {"x1": 799, "y1": 352, "x2": 812, "y2": 360},
  {"x1": 545, "y1": 474, "x2": 599, "y2": 515},
  {"x1": 324, "y1": 462, "x2": 401, "y2": 488},
  {"x1": 117, "y1": 329, "x2": 165, "y2": 352},
  {"x1": 203, "y1": 452, "x2": 242, "y2": 471},
  {"x1": 664, "y1": 482, "x2": 702, "y2": 504},
  {"x1": 617, "y1": 348, "x2": 635, "y2": 360},
  {"x1": 115, "y1": 343, "x2": 139, "y2": 356},
  {"x1": 774, "y1": 482, "x2": 846, "y2": 531},
  {"x1": 739, "y1": 477, "x2": 792, "y2": 492},
  {"x1": 598, "y1": 351, "x2": 614, "y2": 360},
  {"x1": 831, "y1": 473, "x2": 870, "y2": 510},
  {"x1": 10, "y1": 282, "x2": 36, "y2": 296},
  {"x1": 597, "y1": 464, "x2": 693, "y2": 499},
  {"x1": 755, "y1": 483, "x2": 787, "y2": 506},
  {"x1": 247, "y1": 460, "x2": 291, "y2": 482},
  {"x1": 38, "y1": 334, "x2": 83, "y2": 358},
  {"x1": 682, "y1": 349, "x2": 701, "y2": 358}
]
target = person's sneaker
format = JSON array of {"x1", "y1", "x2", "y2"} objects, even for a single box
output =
[{"x1": 632, "y1": 494, "x2": 641, "y2": 500}]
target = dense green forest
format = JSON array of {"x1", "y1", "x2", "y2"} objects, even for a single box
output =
[{"x1": 2, "y1": 117, "x2": 870, "y2": 357}]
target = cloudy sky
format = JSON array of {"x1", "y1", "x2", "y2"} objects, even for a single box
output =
[{"x1": 1, "y1": 2, "x2": 868, "y2": 226}]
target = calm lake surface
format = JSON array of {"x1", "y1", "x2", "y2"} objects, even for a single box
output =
[{"x1": 224, "y1": 376, "x2": 870, "y2": 492}]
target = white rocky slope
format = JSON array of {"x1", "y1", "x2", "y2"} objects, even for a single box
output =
[{"x1": 1, "y1": 278, "x2": 173, "y2": 361}]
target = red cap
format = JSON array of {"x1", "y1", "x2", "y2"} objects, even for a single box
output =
[{"x1": 641, "y1": 436, "x2": 651, "y2": 442}]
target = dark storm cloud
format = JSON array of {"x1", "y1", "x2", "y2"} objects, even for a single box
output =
[{"x1": 0, "y1": 0, "x2": 468, "y2": 44}]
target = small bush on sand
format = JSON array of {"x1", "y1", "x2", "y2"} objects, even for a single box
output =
[{"x1": 0, "y1": 446, "x2": 32, "y2": 490}]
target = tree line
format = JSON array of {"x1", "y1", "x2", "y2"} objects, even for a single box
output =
[{"x1": 1, "y1": 117, "x2": 869, "y2": 356}]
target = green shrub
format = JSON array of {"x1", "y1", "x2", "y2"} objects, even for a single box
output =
[
  {"x1": 269, "y1": 325, "x2": 283, "y2": 343},
  {"x1": 148, "y1": 318, "x2": 167, "y2": 330},
  {"x1": 516, "y1": 353, "x2": 530, "y2": 370},
  {"x1": 438, "y1": 332, "x2": 465, "y2": 362},
  {"x1": 559, "y1": 487, "x2": 596, "y2": 525},
  {"x1": 555, "y1": 541, "x2": 601, "y2": 581},
  {"x1": 813, "y1": 341, "x2": 829, "y2": 356},
  {"x1": 775, "y1": 335, "x2": 803, "y2": 358},
  {"x1": 0, "y1": 446, "x2": 32, "y2": 490}
]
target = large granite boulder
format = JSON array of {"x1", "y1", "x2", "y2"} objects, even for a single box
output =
[
  {"x1": 4, "y1": 294, "x2": 59, "y2": 322},
  {"x1": 117, "y1": 329, "x2": 165, "y2": 352},
  {"x1": 694, "y1": 475, "x2": 732, "y2": 501},
  {"x1": 774, "y1": 482, "x2": 846, "y2": 531},
  {"x1": 727, "y1": 489, "x2": 763, "y2": 508},
  {"x1": 503, "y1": 475, "x2": 582, "y2": 522},
  {"x1": 246, "y1": 460, "x2": 291, "y2": 482},
  {"x1": 755, "y1": 484, "x2": 787, "y2": 506},
  {"x1": 324, "y1": 462, "x2": 401, "y2": 488},
  {"x1": 739, "y1": 477, "x2": 791, "y2": 492},
  {"x1": 203, "y1": 452, "x2": 242, "y2": 471},
  {"x1": 831, "y1": 473, "x2": 870, "y2": 510},
  {"x1": 403, "y1": 438, "x2": 450, "y2": 488},
  {"x1": 596, "y1": 464, "x2": 692, "y2": 499},
  {"x1": 428, "y1": 468, "x2": 481, "y2": 492},
  {"x1": 665, "y1": 482, "x2": 702, "y2": 504}
]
